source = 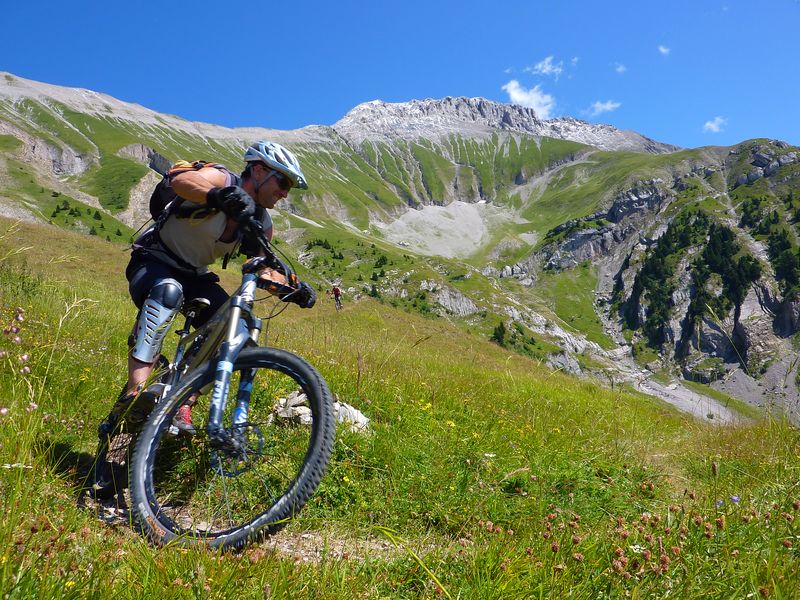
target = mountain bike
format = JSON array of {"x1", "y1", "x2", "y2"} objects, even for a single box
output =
[{"x1": 91, "y1": 219, "x2": 335, "y2": 550}]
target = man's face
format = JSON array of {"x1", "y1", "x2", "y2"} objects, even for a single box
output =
[{"x1": 254, "y1": 164, "x2": 291, "y2": 209}]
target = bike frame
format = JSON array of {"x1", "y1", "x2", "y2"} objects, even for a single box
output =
[{"x1": 149, "y1": 259, "x2": 275, "y2": 440}]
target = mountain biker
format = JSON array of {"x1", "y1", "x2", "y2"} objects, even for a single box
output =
[
  {"x1": 331, "y1": 285, "x2": 342, "y2": 310},
  {"x1": 98, "y1": 140, "x2": 312, "y2": 440}
]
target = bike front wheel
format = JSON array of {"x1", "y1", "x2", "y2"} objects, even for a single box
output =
[{"x1": 130, "y1": 347, "x2": 335, "y2": 550}]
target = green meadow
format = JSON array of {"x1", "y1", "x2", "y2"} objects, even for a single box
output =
[{"x1": 1, "y1": 216, "x2": 799, "y2": 598}]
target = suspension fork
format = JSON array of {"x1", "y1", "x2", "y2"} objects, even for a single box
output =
[
  {"x1": 206, "y1": 284, "x2": 261, "y2": 436},
  {"x1": 233, "y1": 317, "x2": 262, "y2": 426}
]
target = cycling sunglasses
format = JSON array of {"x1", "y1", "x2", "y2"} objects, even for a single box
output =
[{"x1": 270, "y1": 170, "x2": 293, "y2": 191}]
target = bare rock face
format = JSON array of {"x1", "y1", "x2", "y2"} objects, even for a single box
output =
[
  {"x1": 541, "y1": 180, "x2": 675, "y2": 271},
  {"x1": 666, "y1": 256, "x2": 695, "y2": 352},
  {"x1": 0, "y1": 120, "x2": 94, "y2": 176},
  {"x1": 733, "y1": 142, "x2": 798, "y2": 188},
  {"x1": 116, "y1": 169, "x2": 162, "y2": 228},
  {"x1": 419, "y1": 280, "x2": 479, "y2": 316},
  {"x1": 691, "y1": 317, "x2": 734, "y2": 358},
  {"x1": 547, "y1": 352, "x2": 582, "y2": 375},
  {"x1": 733, "y1": 313, "x2": 781, "y2": 375},
  {"x1": 334, "y1": 97, "x2": 678, "y2": 153},
  {"x1": 117, "y1": 144, "x2": 171, "y2": 175},
  {"x1": 607, "y1": 180, "x2": 672, "y2": 223}
]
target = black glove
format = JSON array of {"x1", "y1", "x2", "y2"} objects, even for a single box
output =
[
  {"x1": 206, "y1": 186, "x2": 256, "y2": 221},
  {"x1": 289, "y1": 282, "x2": 316, "y2": 309}
]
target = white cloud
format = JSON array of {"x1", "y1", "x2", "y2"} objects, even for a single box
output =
[
  {"x1": 525, "y1": 56, "x2": 564, "y2": 79},
  {"x1": 501, "y1": 80, "x2": 556, "y2": 119},
  {"x1": 571, "y1": 56, "x2": 579, "y2": 67},
  {"x1": 658, "y1": 45, "x2": 671, "y2": 55},
  {"x1": 615, "y1": 63, "x2": 627, "y2": 73},
  {"x1": 703, "y1": 116, "x2": 727, "y2": 133},
  {"x1": 587, "y1": 100, "x2": 622, "y2": 116}
]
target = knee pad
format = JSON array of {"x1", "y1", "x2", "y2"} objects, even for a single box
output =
[{"x1": 131, "y1": 279, "x2": 183, "y2": 363}]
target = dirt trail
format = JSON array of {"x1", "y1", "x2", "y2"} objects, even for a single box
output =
[{"x1": 636, "y1": 378, "x2": 745, "y2": 425}]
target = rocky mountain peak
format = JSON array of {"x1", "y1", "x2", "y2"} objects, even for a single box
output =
[{"x1": 334, "y1": 96, "x2": 679, "y2": 154}]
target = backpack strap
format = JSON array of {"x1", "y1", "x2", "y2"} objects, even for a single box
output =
[{"x1": 160, "y1": 163, "x2": 236, "y2": 223}]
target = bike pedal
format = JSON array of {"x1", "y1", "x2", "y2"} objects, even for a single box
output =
[{"x1": 167, "y1": 425, "x2": 180, "y2": 437}]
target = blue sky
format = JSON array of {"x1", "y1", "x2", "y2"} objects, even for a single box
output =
[{"x1": 2, "y1": 1, "x2": 798, "y2": 149}]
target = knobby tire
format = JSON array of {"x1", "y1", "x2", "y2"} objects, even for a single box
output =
[{"x1": 130, "y1": 347, "x2": 334, "y2": 550}]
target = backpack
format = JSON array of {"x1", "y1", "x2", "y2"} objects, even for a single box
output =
[
  {"x1": 148, "y1": 160, "x2": 227, "y2": 224},
  {"x1": 140, "y1": 160, "x2": 266, "y2": 268}
]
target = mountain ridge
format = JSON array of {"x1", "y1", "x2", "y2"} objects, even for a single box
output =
[
  {"x1": 334, "y1": 96, "x2": 680, "y2": 154},
  {"x1": 1, "y1": 71, "x2": 677, "y2": 155}
]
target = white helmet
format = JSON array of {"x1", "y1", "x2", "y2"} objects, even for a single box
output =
[{"x1": 244, "y1": 140, "x2": 308, "y2": 190}]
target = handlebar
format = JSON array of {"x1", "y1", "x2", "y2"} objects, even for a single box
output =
[{"x1": 240, "y1": 218, "x2": 316, "y2": 308}]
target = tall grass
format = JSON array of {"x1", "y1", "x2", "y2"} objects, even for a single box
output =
[{"x1": 1, "y1": 217, "x2": 799, "y2": 598}]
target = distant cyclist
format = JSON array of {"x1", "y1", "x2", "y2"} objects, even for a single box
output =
[
  {"x1": 98, "y1": 141, "x2": 314, "y2": 441},
  {"x1": 331, "y1": 285, "x2": 342, "y2": 310}
]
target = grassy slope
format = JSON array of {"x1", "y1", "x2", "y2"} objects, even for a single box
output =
[{"x1": 1, "y1": 217, "x2": 799, "y2": 598}]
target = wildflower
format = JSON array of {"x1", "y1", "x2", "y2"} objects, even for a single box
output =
[
  {"x1": 670, "y1": 546, "x2": 681, "y2": 557},
  {"x1": 782, "y1": 539, "x2": 792, "y2": 548},
  {"x1": 781, "y1": 512, "x2": 794, "y2": 523},
  {"x1": 759, "y1": 586, "x2": 769, "y2": 597},
  {"x1": 731, "y1": 549, "x2": 739, "y2": 557},
  {"x1": 0, "y1": 408, "x2": 7, "y2": 416},
  {"x1": 18, "y1": 354, "x2": 28, "y2": 362},
  {"x1": 572, "y1": 552, "x2": 583, "y2": 562},
  {"x1": 551, "y1": 541, "x2": 560, "y2": 552},
  {"x1": 64, "y1": 581, "x2": 75, "y2": 589},
  {"x1": 793, "y1": 500, "x2": 800, "y2": 511},
  {"x1": 12, "y1": 336, "x2": 20, "y2": 344},
  {"x1": 20, "y1": 367, "x2": 30, "y2": 375},
  {"x1": 730, "y1": 495, "x2": 740, "y2": 504},
  {"x1": 27, "y1": 402, "x2": 37, "y2": 412},
  {"x1": 716, "y1": 500, "x2": 724, "y2": 508},
  {"x1": 572, "y1": 535, "x2": 583, "y2": 545},
  {"x1": 0, "y1": 351, "x2": 5, "y2": 358},
  {"x1": 716, "y1": 516, "x2": 726, "y2": 529}
]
